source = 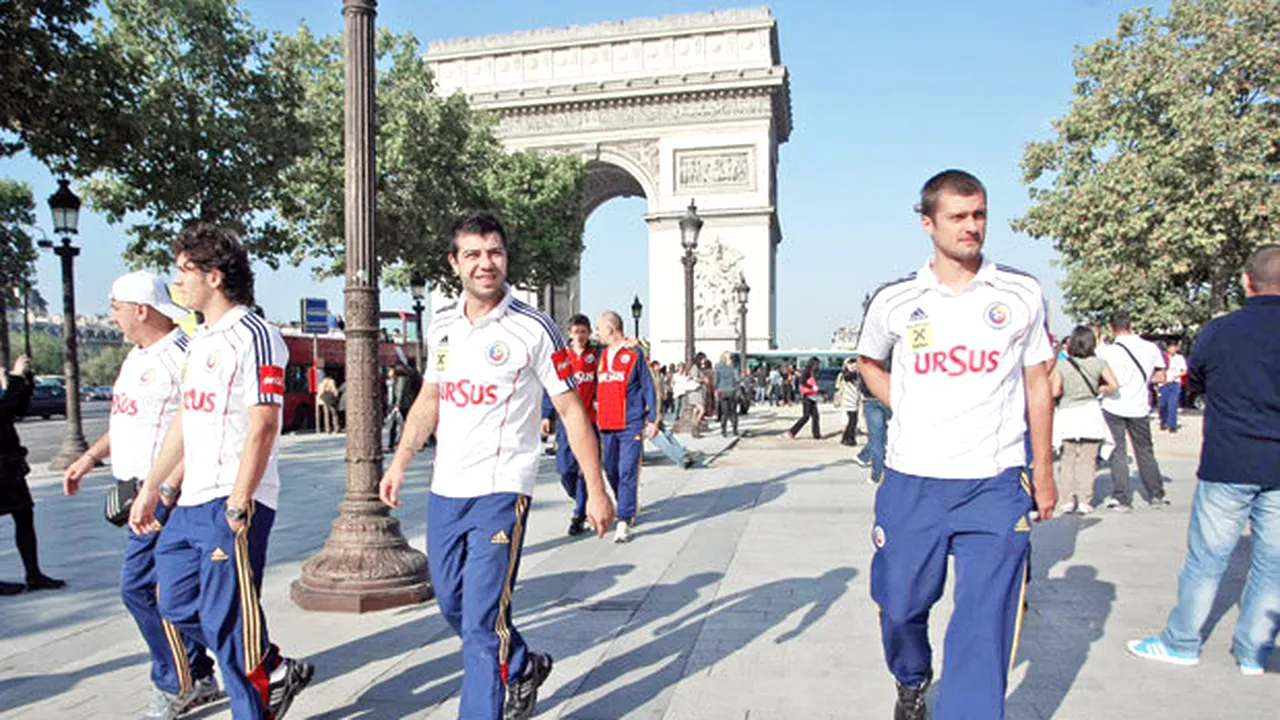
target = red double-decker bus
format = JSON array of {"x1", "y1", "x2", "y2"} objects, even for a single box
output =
[{"x1": 280, "y1": 329, "x2": 421, "y2": 432}]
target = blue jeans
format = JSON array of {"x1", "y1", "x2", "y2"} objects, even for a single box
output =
[
  {"x1": 1160, "y1": 481, "x2": 1280, "y2": 665},
  {"x1": 858, "y1": 399, "x2": 891, "y2": 481},
  {"x1": 1158, "y1": 383, "x2": 1182, "y2": 429}
]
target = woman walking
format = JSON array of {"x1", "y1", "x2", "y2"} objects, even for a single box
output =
[
  {"x1": 0, "y1": 355, "x2": 64, "y2": 595},
  {"x1": 786, "y1": 357, "x2": 823, "y2": 440},
  {"x1": 1052, "y1": 325, "x2": 1119, "y2": 514},
  {"x1": 836, "y1": 358, "x2": 862, "y2": 447}
]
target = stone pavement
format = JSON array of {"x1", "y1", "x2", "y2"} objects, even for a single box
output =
[{"x1": 0, "y1": 405, "x2": 1274, "y2": 719}]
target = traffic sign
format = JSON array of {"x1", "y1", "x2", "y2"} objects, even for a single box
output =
[{"x1": 301, "y1": 298, "x2": 328, "y2": 335}]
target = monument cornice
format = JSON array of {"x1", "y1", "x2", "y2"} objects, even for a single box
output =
[
  {"x1": 427, "y1": 7, "x2": 776, "y2": 60},
  {"x1": 464, "y1": 66, "x2": 786, "y2": 109}
]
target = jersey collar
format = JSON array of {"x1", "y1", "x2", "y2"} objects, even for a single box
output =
[
  {"x1": 201, "y1": 304, "x2": 251, "y2": 335},
  {"x1": 450, "y1": 284, "x2": 514, "y2": 326},
  {"x1": 916, "y1": 256, "x2": 997, "y2": 295}
]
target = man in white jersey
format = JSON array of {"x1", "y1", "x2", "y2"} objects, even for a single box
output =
[
  {"x1": 63, "y1": 271, "x2": 222, "y2": 720},
  {"x1": 381, "y1": 212, "x2": 615, "y2": 720},
  {"x1": 129, "y1": 225, "x2": 312, "y2": 720},
  {"x1": 857, "y1": 170, "x2": 1056, "y2": 720}
]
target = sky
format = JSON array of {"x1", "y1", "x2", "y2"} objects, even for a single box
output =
[{"x1": 1, "y1": 0, "x2": 1164, "y2": 348}]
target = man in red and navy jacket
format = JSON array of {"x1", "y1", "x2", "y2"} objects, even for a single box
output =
[
  {"x1": 541, "y1": 314, "x2": 602, "y2": 537},
  {"x1": 594, "y1": 311, "x2": 658, "y2": 543}
]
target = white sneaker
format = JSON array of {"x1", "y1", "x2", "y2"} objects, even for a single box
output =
[
  {"x1": 139, "y1": 688, "x2": 178, "y2": 720},
  {"x1": 614, "y1": 520, "x2": 631, "y2": 544},
  {"x1": 1077, "y1": 502, "x2": 1094, "y2": 515}
]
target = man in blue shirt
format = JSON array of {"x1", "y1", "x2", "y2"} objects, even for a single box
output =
[{"x1": 1127, "y1": 244, "x2": 1280, "y2": 676}]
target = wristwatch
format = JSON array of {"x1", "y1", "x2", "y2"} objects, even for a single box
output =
[
  {"x1": 224, "y1": 504, "x2": 248, "y2": 522},
  {"x1": 158, "y1": 484, "x2": 179, "y2": 502}
]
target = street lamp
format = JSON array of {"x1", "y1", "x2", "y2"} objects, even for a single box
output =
[
  {"x1": 679, "y1": 199, "x2": 703, "y2": 368},
  {"x1": 630, "y1": 294, "x2": 643, "y2": 340},
  {"x1": 410, "y1": 272, "x2": 426, "y2": 372},
  {"x1": 734, "y1": 272, "x2": 750, "y2": 372},
  {"x1": 44, "y1": 178, "x2": 88, "y2": 471}
]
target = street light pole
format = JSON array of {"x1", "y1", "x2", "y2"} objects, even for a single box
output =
[
  {"x1": 735, "y1": 273, "x2": 750, "y2": 373},
  {"x1": 679, "y1": 200, "x2": 703, "y2": 368},
  {"x1": 410, "y1": 273, "x2": 426, "y2": 373},
  {"x1": 630, "y1": 294, "x2": 643, "y2": 341},
  {"x1": 45, "y1": 179, "x2": 87, "y2": 471},
  {"x1": 292, "y1": 0, "x2": 430, "y2": 613}
]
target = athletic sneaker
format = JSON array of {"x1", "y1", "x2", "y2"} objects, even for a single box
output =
[
  {"x1": 140, "y1": 689, "x2": 179, "y2": 720},
  {"x1": 266, "y1": 658, "x2": 315, "y2": 720},
  {"x1": 614, "y1": 520, "x2": 631, "y2": 544},
  {"x1": 893, "y1": 675, "x2": 930, "y2": 720},
  {"x1": 504, "y1": 652, "x2": 553, "y2": 720},
  {"x1": 1126, "y1": 637, "x2": 1199, "y2": 666},
  {"x1": 1104, "y1": 497, "x2": 1121, "y2": 509},
  {"x1": 175, "y1": 675, "x2": 223, "y2": 716},
  {"x1": 567, "y1": 516, "x2": 585, "y2": 537},
  {"x1": 1077, "y1": 502, "x2": 1095, "y2": 515},
  {"x1": 853, "y1": 455, "x2": 871, "y2": 468},
  {"x1": 1149, "y1": 496, "x2": 1172, "y2": 509},
  {"x1": 1237, "y1": 657, "x2": 1265, "y2": 676}
]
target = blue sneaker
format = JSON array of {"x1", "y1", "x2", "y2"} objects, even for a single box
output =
[
  {"x1": 1237, "y1": 657, "x2": 1264, "y2": 676},
  {"x1": 1126, "y1": 637, "x2": 1199, "y2": 666}
]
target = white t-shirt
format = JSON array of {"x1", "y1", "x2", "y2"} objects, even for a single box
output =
[
  {"x1": 1098, "y1": 334, "x2": 1165, "y2": 418},
  {"x1": 178, "y1": 305, "x2": 289, "y2": 509},
  {"x1": 425, "y1": 287, "x2": 574, "y2": 498},
  {"x1": 856, "y1": 259, "x2": 1054, "y2": 479},
  {"x1": 109, "y1": 329, "x2": 188, "y2": 481},
  {"x1": 1165, "y1": 353, "x2": 1187, "y2": 385}
]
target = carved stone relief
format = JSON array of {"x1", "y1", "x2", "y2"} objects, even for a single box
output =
[
  {"x1": 693, "y1": 236, "x2": 745, "y2": 331},
  {"x1": 497, "y1": 91, "x2": 773, "y2": 136},
  {"x1": 675, "y1": 146, "x2": 754, "y2": 193}
]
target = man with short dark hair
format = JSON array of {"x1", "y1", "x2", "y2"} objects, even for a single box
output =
[
  {"x1": 1097, "y1": 310, "x2": 1168, "y2": 510},
  {"x1": 540, "y1": 313, "x2": 601, "y2": 536},
  {"x1": 1158, "y1": 341, "x2": 1187, "y2": 432},
  {"x1": 130, "y1": 224, "x2": 313, "y2": 720},
  {"x1": 1127, "y1": 244, "x2": 1280, "y2": 676},
  {"x1": 381, "y1": 212, "x2": 614, "y2": 720},
  {"x1": 858, "y1": 169, "x2": 1056, "y2": 720}
]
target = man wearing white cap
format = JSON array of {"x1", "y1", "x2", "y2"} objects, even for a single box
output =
[{"x1": 63, "y1": 271, "x2": 222, "y2": 720}]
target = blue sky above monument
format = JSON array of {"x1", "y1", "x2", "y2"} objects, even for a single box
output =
[{"x1": 1, "y1": 1, "x2": 1166, "y2": 351}]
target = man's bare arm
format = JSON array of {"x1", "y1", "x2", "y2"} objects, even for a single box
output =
[
  {"x1": 227, "y1": 404, "x2": 279, "y2": 514},
  {"x1": 62, "y1": 432, "x2": 110, "y2": 495},
  {"x1": 1024, "y1": 361, "x2": 1057, "y2": 520},
  {"x1": 129, "y1": 410, "x2": 185, "y2": 533},
  {"x1": 551, "y1": 390, "x2": 615, "y2": 537},
  {"x1": 380, "y1": 382, "x2": 440, "y2": 507},
  {"x1": 857, "y1": 356, "x2": 891, "y2": 407}
]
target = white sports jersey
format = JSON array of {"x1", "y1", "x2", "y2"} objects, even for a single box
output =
[
  {"x1": 177, "y1": 305, "x2": 288, "y2": 509},
  {"x1": 425, "y1": 286, "x2": 574, "y2": 498},
  {"x1": 109, "y1": 329, "x2": 188, "y2": 481},
  {"x1": 856, "y1": 258, "x2": 1054, "y2": 479}
]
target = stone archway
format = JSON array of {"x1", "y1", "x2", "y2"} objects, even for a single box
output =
[{"x1": 426, "y1": 7, "x2": 792, "y2": 361}]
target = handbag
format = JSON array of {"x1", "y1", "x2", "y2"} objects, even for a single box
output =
[{"x1": 104, "y1": 478, "x2": 141, "y2": 527}]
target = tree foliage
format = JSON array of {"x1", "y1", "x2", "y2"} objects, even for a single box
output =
[
  {"x1": 1013, "y1": 0, "x2": 1279, "y2": 330},
  {"x1": 0, "y1": 181, "x2": 39, "y2": 295},
  {"x1": 74, "y1": 0, "x2": 310, "y2": 267},
  {"x1": 274, "y1": 26, "x2": 585, "y2": 294},
  {"x1": 81, "y1": 342, "x2": 129, "y2": 385}
]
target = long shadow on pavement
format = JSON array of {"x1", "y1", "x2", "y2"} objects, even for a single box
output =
[{"x1": 0, "y1": 652, "x2": 148, "y2": 714}]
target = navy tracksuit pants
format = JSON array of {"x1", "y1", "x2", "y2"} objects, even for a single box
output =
[
  {"x1": 554, "y1": 423, "x2": 588, "y2": 519},
  {"x1": 601, "y1": 428, "x2": 642, "y2": 523},
  {"x1": 155, "y1": 498, "x2": 280, "y2": 719},
  {"x1": 871, "y1": 467, "x2": 1033, "y2": 720},
  {"x1": 428, "y1": 492, "x2": 532, "y2": 720},
  {"x1": 122, "y1": 499, "x2": 214, "y2": 695}
]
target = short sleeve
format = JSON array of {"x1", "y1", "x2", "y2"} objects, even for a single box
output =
[
  {"x1": 531, "y1": 316, "x2": 574, "y2": 397},
  {"x1": 1149, "y1": 342, "x2": 1168, "y2": 371},
  {"x1": 1021, "y1": 292, "x2": 1054, "y2": 367},
  {"x1": 856, "y1": 291, "x2": 895, "y2": 361},
  {"x1": 241, "y1": 320, "x2": 289, "y2": 406}
]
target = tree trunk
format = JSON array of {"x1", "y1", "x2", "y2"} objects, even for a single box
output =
[{"x1": 0, "y1": 292, "x2": 8, "y2": 371}]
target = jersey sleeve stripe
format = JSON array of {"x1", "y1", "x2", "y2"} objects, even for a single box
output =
[
  {"x1": 862, "y1": 273, "x2": 919, "y2": 313},
  {"x1": 240, "y1": 312, "x2": 276, "y2": 368},
  {"x1": 510, "y1": 300, "x2": 568, "y2": 349}
]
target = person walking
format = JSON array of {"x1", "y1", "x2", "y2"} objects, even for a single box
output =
[
  {"x1": 836, "y1": 358, "x2": 862, "y2": 447},
  {"x1": 1127, "y1": 244, "x2": 1280, "y2": 676},
  {"x1": 539, "y1": 314, "x2": 601, "y2": 537},
  {"x1": 62, "y1": 271, "x2": 222, "y2": 719},
  {"x1": 386, "y1": 363, "x2": 421, "y2": 450},
  {"x1": 0, "y1": 354, "x2": 63, "y2": 596},
  {"x1": 129, "y1": 224, "x2": 313, "y2": 720},
  {"x1": 595, "y1": 311, "x2": 658, "y2": 543},
  {"x1": 380, "y1": 212, "x2": 614, "y2": 720},
  {"x1": 855, "y1": 352, "x2": 893, "y2": 484},
  {"x1": 857, "y1": 170, "x2": 1056, "y2": 720},
  {"x1": 317, "y1": 375, "x2": 339, "y2": 434},
  {"x1": 714, "y1": 352, "x2": 741, "y2": 437},
  {"x1": 1097, "y1": 310, "x2": 1168, "y2": 510},
  {"x1": 785, "y1": 357, "x2": 822, "y2": 440},
  {"x1": 1158, "y1": 340, "x2": 1187, "y2": 432},
  {"x1": 1050, "y1": 325, "x2": 1119, "y2": 515}
]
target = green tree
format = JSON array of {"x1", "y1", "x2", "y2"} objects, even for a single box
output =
[
  {"x1": 1013, "y1": 0, "x2": 1279, "y2": 330},
  {"x1": 0, "y1": 181, "x2": 40, "y2": 368},
  {"x1": 274, "y1": 26, "x2": 585, "y2": 294},
  {"x1": 74, "y1": 0, "x2": 309, "y2": 267},
  {"x1": 81, "y1": 343, "x2": 129, "y2": 386},
  {"x1": 9, "y1": 332, "x2": 63, "y2": 375}
]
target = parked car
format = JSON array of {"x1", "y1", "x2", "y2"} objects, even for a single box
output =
[
  {"x1": 23, "y1": 384, "x2": 67, "y2": 419},
  {"x1": 82, "y1": 385, "x2": 112, "y2": 401},
  {"x1": 814, "y1": 367, "x2": 841, "y2": 402}
]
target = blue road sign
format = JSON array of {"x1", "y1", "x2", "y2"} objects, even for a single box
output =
[{"x1": 301, "y1": 298, "x2": 328, "y2": 335}]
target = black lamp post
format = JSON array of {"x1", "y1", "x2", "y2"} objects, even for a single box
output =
[
  {"x1": 44, "y1": 178, "x2": 88, "y2": 471},
  {"x1": 630, "y1": 294, "x2": 643, "y2": 340},
  {"x1": 410, "y1": 272, "x2": 426, "y2": 372},
  {"x1": 734, "y1": 272, "x2": 750, "y2": 371},
  {"x1": 679, "y1": 200, "x2": 703, "y2": 368}
]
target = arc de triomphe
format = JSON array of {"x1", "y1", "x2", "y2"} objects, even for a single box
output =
[{"x1": 425, "y1": 7, "x2": 791, "y2": 362}]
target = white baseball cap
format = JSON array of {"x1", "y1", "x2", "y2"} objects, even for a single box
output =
[{"x1": 110, "y1": 271, "x2": 189, "y2": 320}]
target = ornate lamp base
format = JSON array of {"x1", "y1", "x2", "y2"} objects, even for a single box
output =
[{"x1": 291, "y1": 499, "x2": 431, "y2": 613}]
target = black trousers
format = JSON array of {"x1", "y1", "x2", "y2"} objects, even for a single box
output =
[
  {"x1": 841, "y1": 410, "x2": 859, "y2": 446},
  {"x1": 1103, "y1": 411, "x2": 1165, "y2": 505},
  {"x1": 789, "y1": 398, "x2": 821, "y2": 438},
  {"x1": 718, "y1": 394, "x2": 739, "y2": 435}
]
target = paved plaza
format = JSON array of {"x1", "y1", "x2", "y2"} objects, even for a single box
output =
[{"x1": 0, "y1": 406, "x2": 1273, "y2": 719}]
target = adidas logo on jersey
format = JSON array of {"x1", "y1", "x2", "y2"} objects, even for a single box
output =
[
  {"x1": 490, "y1": 530, "x2": 510, "y2": 545},
  {"x1": 210, "y1": 547, "x2": 229, "y2": 561},
  {"x1": 909, "y1": 307, "x2": 928, "y2": 322}
]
